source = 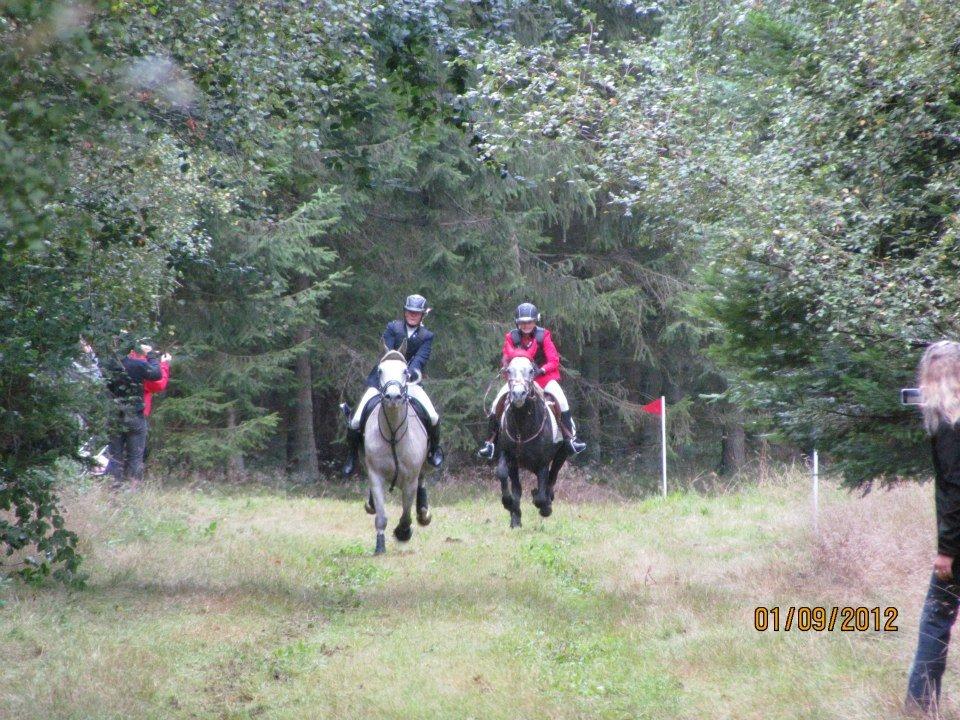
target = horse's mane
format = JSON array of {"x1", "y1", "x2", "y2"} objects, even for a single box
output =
[
  {"x1": 507, "y1": 355, "x2": 535, "y2": 369},
  {"x1": 380, "y1": 350, "x2": 406, "y2": 364}
]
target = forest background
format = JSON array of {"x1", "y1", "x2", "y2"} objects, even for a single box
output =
[{"x1": 3, "y1": 0, "x2": 959, "y2": 578}]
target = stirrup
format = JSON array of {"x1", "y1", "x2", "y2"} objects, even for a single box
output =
[
  {"x1": 339, "y1": 402, "x2": 352, "y2": 420},
  {"x1": 477, "y1": 441, "x2": 495, "y2": 460},
  {"x1": 428, "y1": 445, "x2": 444, "y2": 468},
  {"x1": 568, "y1": 437, "x2": 586, "y2": 455}
]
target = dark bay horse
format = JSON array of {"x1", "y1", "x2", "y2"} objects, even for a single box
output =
[{"x1": 495, "y1": 357, "x2": 571, "y2": 528}]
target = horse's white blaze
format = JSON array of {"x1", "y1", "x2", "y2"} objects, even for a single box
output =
[{"x1": 506, "y1": 356, "x2": 536, "y2": 402}]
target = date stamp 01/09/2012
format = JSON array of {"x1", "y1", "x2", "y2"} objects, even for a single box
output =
[{"x1": 754, "y1": 606, "x2": 899, "y2": 632}]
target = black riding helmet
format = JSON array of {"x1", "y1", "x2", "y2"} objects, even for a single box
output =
[{"x1": 514, "y1": 302, "x2": 540, "y2": 329}]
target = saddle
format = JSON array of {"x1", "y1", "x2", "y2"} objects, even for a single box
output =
[
  {"x1": 354, "y1": 393, "x2": 431, "y2": 431},
  {"x1": 494, "y1": 388, "x2": 566, "y2": 442}
]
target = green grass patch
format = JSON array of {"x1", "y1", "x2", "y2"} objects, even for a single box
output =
[{"x1": 0, "y1": 473, "x2": 939, "y2": 719}]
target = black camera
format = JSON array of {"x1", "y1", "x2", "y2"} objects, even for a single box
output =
[{"x1": 900, "y1": 388, "x2": 923, "y2": 405}]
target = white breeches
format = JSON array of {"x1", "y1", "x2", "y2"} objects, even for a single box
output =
[
  {"x1": 349, "y1": 385, "x2": 439, "y2": 429},
  {"x1": 490, "y1": 380, "x2": 570, "y2": 413}
]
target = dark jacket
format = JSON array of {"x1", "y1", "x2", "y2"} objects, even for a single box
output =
[
  {"x1": 105, "y1": 354, "x2": 162, "y2": 416},
  {"x1": 932, "y1": 421, "x2": 960, "y2": 558},
  {"x1": 365, "y1": 320, "x2": 434, "y2": 388}
]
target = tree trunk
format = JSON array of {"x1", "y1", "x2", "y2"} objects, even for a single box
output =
[
  {"x1": 226, "y1": 404, "x2": 245, "y2": 482},
  {"x1": 719, "y1": 415, "x2": 747, "y2": 475},
  {"x1": 291, "y1": 277, "x2": 320, "y2": 480}
]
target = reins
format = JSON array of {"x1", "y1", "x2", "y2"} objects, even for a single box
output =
[
  {"x1": 501, "y1": 384, "x2": 548, "y2": 450},
  {"x1": 376, "y1": 378, "x2": 419, "y2": 492}
]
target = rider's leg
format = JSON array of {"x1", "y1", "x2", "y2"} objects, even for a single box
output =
[
  {"x1": 543, "y1": 381, "x2": 586, "y2": 454},
  {"x1": 343, "y1": 387, "x2": 379, "y2": 476},
  {"x1": 408, "y1": 385, "x2": 443, "y2": 467},
  {"x1": 478, "y1": 384, "x2": 509, "y2": 459}
]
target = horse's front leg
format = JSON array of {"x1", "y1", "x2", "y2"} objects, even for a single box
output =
[
  {"x1": 370, "y1": 475, "x2": 388, "y2": 555},
  {"x1": 394, "y1": 478, "x2": 415, "y2": 543},
  {"x1": 533, "y1": 465, "x2": 552, "y2": 517},
  {"x1": 416, "y1": 479, "x2": 431, "y2": 526},
  {"x1": 497, "y1": 453, "x2": 520, "y2": 527},
  {"x1": 547, "y1": 444, "x2": 570, "y2": 502},
  {"x1": 508, "y1": 460, "x2": 523, "y2": 529},
  {"x1": 496, "y1": 453, "x2": 511, "y2": 512}
]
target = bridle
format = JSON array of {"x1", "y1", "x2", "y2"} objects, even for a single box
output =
[
  {"x1": 377, "y1": 373, "x2": 411, "y2": 492},
  {"x1": 501, "y1": 366, "x2": 547, "y2": 449}
]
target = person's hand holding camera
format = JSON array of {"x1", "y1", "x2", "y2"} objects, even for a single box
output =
[{"x1": 934, "y1": 553, "x2": 954, "y2": 581}]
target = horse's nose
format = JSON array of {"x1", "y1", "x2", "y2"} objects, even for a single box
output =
[
  {"x1": 384, "y1": 387, "x2": 401, "y2": 400},
  {"x1": 510, "y1": 388, "x2": 525, "y2": 404}
]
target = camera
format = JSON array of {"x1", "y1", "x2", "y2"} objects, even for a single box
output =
[{"x1": 900, "y1": 388, "x2": 923, "y2": 405}]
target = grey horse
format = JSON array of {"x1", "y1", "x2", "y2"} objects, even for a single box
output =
[{"x1": 363, "y1": 349, "x2": 432, "y2": 555}]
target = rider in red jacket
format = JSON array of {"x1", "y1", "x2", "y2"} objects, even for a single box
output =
[
  {"x1": 478, "y1": 302, "x2": 586, "y2": 458},
  {"x1": 501, "y1": 323, "x2": 561, "y2": 387}
]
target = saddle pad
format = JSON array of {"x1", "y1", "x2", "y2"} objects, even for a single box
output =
[
  {"x1": 498, "y1": 393, "x2": 562, "y2": 444},
  {"x1": 544, "y1": 399, "x2": 562, "y2": 444}
]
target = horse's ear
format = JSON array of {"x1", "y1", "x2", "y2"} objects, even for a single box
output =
[
  {"x1": 398, "y1": 338, "x2": 408, "y2": 357},
  {"x1": 381, "y1": 338, "x2": 390, "y2": 353}
]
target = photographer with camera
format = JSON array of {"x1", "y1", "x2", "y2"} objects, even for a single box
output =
[
  {"x1": 103, "y1": 335, "x2": 168, "y2": 489},
  {"x1": 905, "y1": 340, "x2": 960, "y2": 714}
]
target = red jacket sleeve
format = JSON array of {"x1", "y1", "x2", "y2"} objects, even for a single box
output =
[
  {"x1": 540, "y1": 330, "x2": 560, "y2": 375},
  {"x1": 501, "y1": 333, "x2": 514, "y2": 368},
  {"x1": 144, "y1": 361, "x2": 170, "y2": 393}
]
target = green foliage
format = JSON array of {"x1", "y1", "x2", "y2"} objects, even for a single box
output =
[
  {"x1": 661, "y1": 0, "x2": 960, "y2": 482},
  {"x1": 15, "y1": 0, "x2": 957, "y2": 592}
]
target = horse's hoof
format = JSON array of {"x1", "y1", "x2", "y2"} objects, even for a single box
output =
[
  {"x1": 501, "y1": 495, "x2": 513, "y2": 510},
  {"x1": 417, "y1": 509, "x2": 432, "y2": 526},
  {"x1": 394, "y1": 523, "x2": 412, "y2": 542},
  {"x1": 539, "y1": 504, "x2": 552, "y2": 518},
  {"x1": 374, "y1": 534, "x2": 386, "y2": 555},
  {"x1": 510, "y1": 515, "x2": 521, "y2": 529}
]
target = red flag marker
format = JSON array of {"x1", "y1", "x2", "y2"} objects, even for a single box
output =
[
  {"x1": 641, "y1": 396, "x2": 667, "y2": 495},
  {"x1": 641, "y1": 397, "x2": 663, "y2": 416}
]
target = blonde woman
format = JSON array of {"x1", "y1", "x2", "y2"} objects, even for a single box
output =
[{"x1": 906, "y1": 340, "x2": 960, "y2": 714}]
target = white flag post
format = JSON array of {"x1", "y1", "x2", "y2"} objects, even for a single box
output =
[
  {"x1": 812, "y1": 448, "x2": 819, "y2": 534},
  {"x1": 660, "y1": 396, "x2": 667, "y2": 497}
]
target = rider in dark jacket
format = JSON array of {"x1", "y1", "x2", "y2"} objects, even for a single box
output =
[{"x1": 341, "y1": 294, "x2": 443, "y2": 476}]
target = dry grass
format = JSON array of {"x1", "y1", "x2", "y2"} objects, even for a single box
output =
[{"x1": 0, "y1": 469, "x2": 953, "y2": 719}]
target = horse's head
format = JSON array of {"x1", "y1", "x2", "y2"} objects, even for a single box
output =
[
  {"x1": 376, "y1": 349, "x2": 419, "y2": 407},
  {"x1": 505, "y1": 356, "x2": 537, "y2": 407}
]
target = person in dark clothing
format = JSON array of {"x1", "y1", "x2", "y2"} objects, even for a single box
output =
[
  {"x1": 340, "y1": 294, "x2": 443, "y2": 477},
  {"x1": 104, "y1": 336, "x2": 162, "y2": 488},
  {"x1": 906, "y1": 340, "x2": 960, "y2": 715}
]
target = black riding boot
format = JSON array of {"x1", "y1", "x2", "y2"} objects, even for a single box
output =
[
  {"x1": 341, "y1": 427, "x2": 362, "y2": 476},
  {"x1": 560, "y1": 411, "x2": 586, "y2": 454},
  {"x1": 477, "y1": 413, "x2": 499, "y2": 459},
  {"x1": 426, "y1": 421, "x2": 444, "y2": 467}
]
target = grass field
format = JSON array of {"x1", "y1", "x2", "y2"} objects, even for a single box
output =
[{"x1": 0, "y1": 468, "x2": 952, "y2": 719}]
